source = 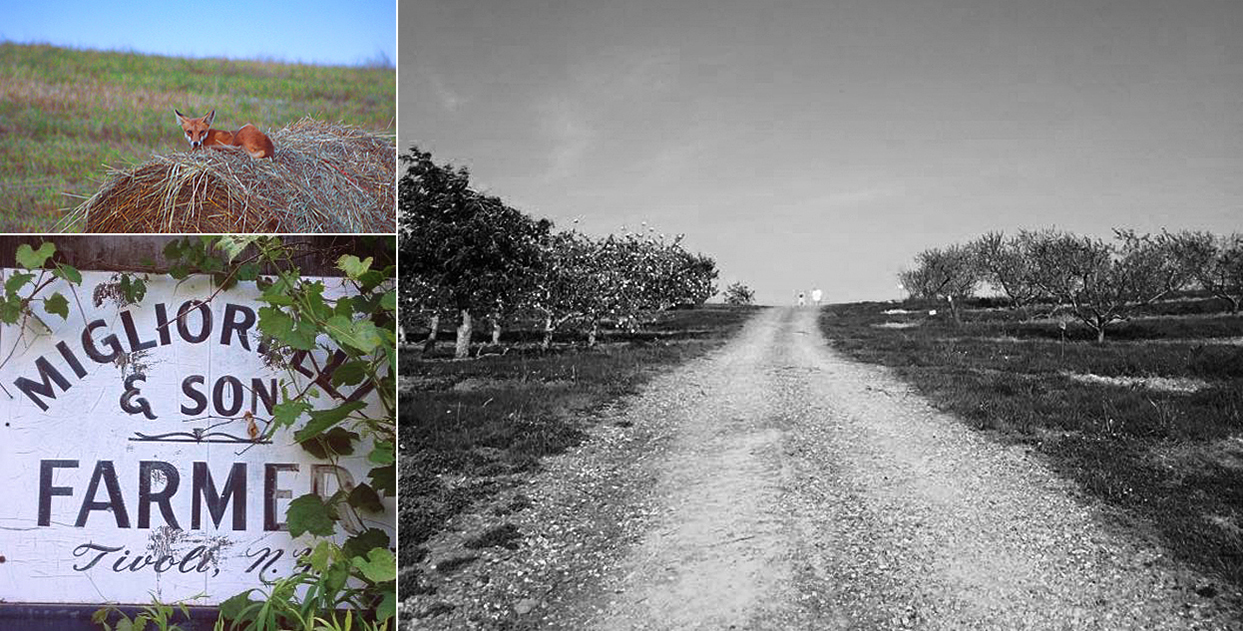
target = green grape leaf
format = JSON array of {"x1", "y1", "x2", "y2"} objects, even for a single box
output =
[
  {"x1": 286, "y1": 494, "x2": 336, "y2": 538},
  {"x1": 44, "y1": 292, "x2": 69, "y2": 320},
  {"x1": 16, "y1": 242, "x2": 55, "y2": 269},
  {"x1": 352, "y1": 547, "x2": 396, "y2": 583}
]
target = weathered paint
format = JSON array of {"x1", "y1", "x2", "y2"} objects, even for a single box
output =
[{"x1": 0, "y1": 271, "x2": 393, "y2": 606}]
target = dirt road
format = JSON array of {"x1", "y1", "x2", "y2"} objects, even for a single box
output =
[{"x1": 406, "y1": 307, "x2": 1234, "y2": 630}]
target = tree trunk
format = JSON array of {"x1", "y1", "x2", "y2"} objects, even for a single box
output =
[
  {"x1": 542, "y1": 316, "x2": 554, "y2": 350},
  {"x1": 422, "y1": 314, "x2": 439, "y2": 354},
  {"x1": 587, "y1": 321, "x2": 599, "y2": 347},
  {"x1": 490, "y1": 319, "x2": 502, "y2": 346},
  {"x1": 1096, "y1": 322, "x2": 1106, "y2": 344},
  {"x1": 454, "y1": 309, "x2": 472, "y2": 359}
]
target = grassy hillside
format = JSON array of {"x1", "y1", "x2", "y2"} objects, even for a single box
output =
[
  {"x1": 0, "y1": 42, "x2": 395, "y2": 231},
  {"x1": 822, "y1": 298, "x2": 1243, "y2": 597}
]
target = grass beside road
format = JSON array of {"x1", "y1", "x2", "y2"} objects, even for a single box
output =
[
  {"x1": 0, "y1": 42, "x2": 395, "y2": 230},
  {"x1": 399, "y1": 305, "x2": 761, "y2": 579},
  {"x1": 821, "y1": 298, "x2": 1243, "y2": 596}
]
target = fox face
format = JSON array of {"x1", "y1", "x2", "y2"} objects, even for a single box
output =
[{"x1": 174, "y1": 108, "x2": 216, "y2": 148}]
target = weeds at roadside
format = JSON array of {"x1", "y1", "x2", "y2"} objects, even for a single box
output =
[
  {"x1": 822, "y1": 298, "x2": 1243, "y2": 594},
  {"x1": 400, "y1": 306, "x2": 760, "y2": 557}
]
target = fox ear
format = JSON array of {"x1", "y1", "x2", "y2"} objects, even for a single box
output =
[
  {"x1": 205, "y1": 109, "x2": 215, "y2": 126},
  {"x1": 174, "y1": 108, "x2": 185, "y2": 122}
]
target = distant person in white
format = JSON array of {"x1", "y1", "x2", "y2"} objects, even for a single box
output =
[
  {"x1": 797, "y1": 291, "x2": 806, "y2": 307},
  {"x1": 811, "y1": 288, "x2": 823, "y2": 306}
]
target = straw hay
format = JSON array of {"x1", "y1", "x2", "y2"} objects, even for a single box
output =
[{"x1": 61, "y1": 118, "x2": 395, "y2": 233}]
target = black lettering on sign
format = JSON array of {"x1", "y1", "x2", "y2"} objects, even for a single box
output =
[
  {"x1": 76, "y1": 461, "x2": 130, "y2": 528},
  {"x1": 112, "y1": 548, "x2": 157, "y2": 572},
  {"x1": 38, "y1": 459, "x2": 78, "y2": 526},
  {"x1": 181, "y1": 375, "x2": 207, "y2": 415},
  {"x1": 154, "y1": 554, "x2": 177, "y2": 573},
  {"x1": 14, "y1": 356, "x2": 70, "y2": 412},
  {"x1": 125, "y1": 550, "x2": 156, "y2": 572},
  {"x1": 57, "y1": 340, "x2": 87, "y2": 379},
  {"x1": 191, "y1": 462, "x2": 245, "y2": 531},
  {"x1": 290, "y1": 349, "x2": 373, "y2": 402},
  {"x1": 213, "y1": 376, "x2": 244, "y2": 417},
  {"x1": 252, "y1": 378, "x2": 277, "y2": 416},
  {"x1": 154, "y1": 302, "x2": 172, "y2": 346},
  {"x1": 119, "y1": 373, "x2": 158, "y2": 420},
  {"x1": 176, "y1": 300, "x2": 211, "y2": 344},
  {"x1": 290, "y1": 350, "x2": 315, "y2": 378},
  {"x1": 138, "y1": 461, "x2": 180, "y2": 529},
  {"x1": 221, "y1": 303, "x2": 256, "y2": 351},
  {"x1": 177, "y1": 544, "x2": 216, "y2": 575},
  {"x1": 82, "y1": 319, "x2": 124, "y2": 363},
  {"x1": 72, "y1": 543, "x2": 123, "y2": 571},
  {"x1": 264, "y1": 463, "x2": 298, "y2": 531},
  {"x1": 120, "y1": 309, "x2": 157, "y2": 352},
  {"x1": 245, "y1": 546, "x2": 283, "y2": 577}
]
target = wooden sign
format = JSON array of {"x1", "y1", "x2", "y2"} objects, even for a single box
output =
[{"x1": 0, "y1": 271, "x2": 393, "y2": 605}]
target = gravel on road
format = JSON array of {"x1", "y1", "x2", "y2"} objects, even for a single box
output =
[{"x1": 404, "y1": 307, "x2": 1238, "y2": 630}]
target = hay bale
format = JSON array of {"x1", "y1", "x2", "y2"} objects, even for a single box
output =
[{"x1": 62, "y1": 119, "x2": 394, "y2": 233}]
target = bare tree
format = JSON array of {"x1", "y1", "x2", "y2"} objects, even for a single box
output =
[
  {"x1": 1026, "y1": 230, "x2": 1189, "y2": 342},
  {"x1": 1162, "y1": 230, "x2": 1243, "y2": 313},
  {"x1": 971, "y1": 231, "x2": 1043, "y2": 317},
  {"x1": 899, "y1": 244, "x2": 980, "y2": 323}
]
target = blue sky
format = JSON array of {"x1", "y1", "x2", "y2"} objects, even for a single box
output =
[
  {"x1": 1, "y1": 0, "x2": 395, "y2": 67},
  {"x1": 402, "y1": 0, "x2": 1243, "y2": 304}
]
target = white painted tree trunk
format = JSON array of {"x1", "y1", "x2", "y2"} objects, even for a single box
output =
[
  {"x1": 542, "y1": 316, "x2": 554, "y2": 349},
  {"x1": 422, "y1": 314, "x2": 439, "y2": 354},
  {"x1": 454, "y1": 309, "x2": 472, "y2": 359}
]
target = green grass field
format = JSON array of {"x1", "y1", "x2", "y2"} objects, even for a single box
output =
[
  {"x1": 0, "y1": 42, "x2": 395, "y2": 231},
  {"x1": 400, "y1": 305, "x2": 761, "y2": 589},
  {"x1": 821, "y1": 297, "x2": 1243, "y2": 595}
]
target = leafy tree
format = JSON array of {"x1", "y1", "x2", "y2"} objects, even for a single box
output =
[
  {"x1": 400, "y1": 273, "x2": 451, "y2": 353},
  {"x1": 723, "y1": 282, "x2": 756, "y2": 305},
  {"x1": 672, "y1": 249, "x2": 719, "y2": 307},
  {"x1": 526, "y1": 230, "x2": 598, "y2": 348},
  {"x1": 631, "y1": 233, "x2": 718, "y2": 313},
  {"x1": 579, "y1": 233, "x2": 643, "y2": 345},
  {"x1": 399, "y1": 147, "x2": 550, "y2": 359}
]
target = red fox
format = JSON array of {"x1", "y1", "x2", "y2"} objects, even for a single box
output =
[{"x1": 174, "y1": 109, "x2": 275, "y2": 159}]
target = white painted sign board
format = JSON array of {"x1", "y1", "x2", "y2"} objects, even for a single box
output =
[{"x1": 0, "y1": 271, "x2": 394, "y2": 605}]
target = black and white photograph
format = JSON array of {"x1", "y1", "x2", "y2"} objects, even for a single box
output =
[{"x1": 400, "y1": 0, "x2": 1242, "y2": 629}]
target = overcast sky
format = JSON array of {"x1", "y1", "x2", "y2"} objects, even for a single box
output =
[
  {"x1": 401, "y1": 0, "x2": 1242, "y2": 304},
  {"x1": 3, "y1": 0, "x2": 394, "y2": 67}
]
